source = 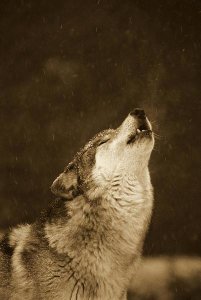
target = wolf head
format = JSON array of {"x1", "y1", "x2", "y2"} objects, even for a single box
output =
[{"x1": 51, "y1": 109, "x2": 154, "y2": 201}]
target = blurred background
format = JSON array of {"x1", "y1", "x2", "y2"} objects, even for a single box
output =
[{"x1": 0, "y1": 0, "x2": 200, "y2": 298}]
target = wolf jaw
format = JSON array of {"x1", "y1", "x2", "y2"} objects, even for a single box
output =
[{"x1": 89, "y1": 110, "x2": 154, "y2": 199}]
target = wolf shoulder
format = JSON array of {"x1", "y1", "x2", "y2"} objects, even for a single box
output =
[{"x1": 0, "y1": 224, "x2": 38, "y2": 298}]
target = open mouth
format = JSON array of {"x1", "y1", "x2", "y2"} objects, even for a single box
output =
[{"x1": 127, "y1": 122, "x2": 152, "y2": 144}]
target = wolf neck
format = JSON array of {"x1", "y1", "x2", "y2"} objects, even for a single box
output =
[
  {"x1": 44, "y1": 168, "x2": 153, "y2": 290},
  {"x1": 91, "y1": 164, "x2": 152, "y2": 199}
]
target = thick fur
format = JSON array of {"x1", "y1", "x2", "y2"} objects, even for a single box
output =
[{"x1": 0, "y1": 111, "x2": 154, "y2": 300}]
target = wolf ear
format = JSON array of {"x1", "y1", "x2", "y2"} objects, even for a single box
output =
[{"x1": 51, "y1": 168, "x2": 79, "y2": 199}]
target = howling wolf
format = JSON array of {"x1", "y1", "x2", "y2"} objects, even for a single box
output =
[{"x1": 0, "y1": 109, "x2": 154, "y2": 300}]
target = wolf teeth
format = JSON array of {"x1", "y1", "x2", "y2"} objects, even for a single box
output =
[{"x1": 137, "y1": 129, "x2": 147, "y2": 133}]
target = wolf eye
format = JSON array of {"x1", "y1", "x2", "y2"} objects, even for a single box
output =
[{"x1": 98, "y1": 139, "x2": 110, "y2": 146}]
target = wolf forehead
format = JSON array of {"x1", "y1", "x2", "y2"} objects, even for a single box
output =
[{"x1": 65, "y1": 128, "x2": 115, "y2": 170}]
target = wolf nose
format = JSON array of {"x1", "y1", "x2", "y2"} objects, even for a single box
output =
[{"x1": 130, "y1": 108, "x2": 146, "y2": 119}]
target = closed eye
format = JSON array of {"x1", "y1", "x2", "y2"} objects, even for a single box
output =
[{"x1": 98, "y1": 138, "x2": 110, "y2": 146}]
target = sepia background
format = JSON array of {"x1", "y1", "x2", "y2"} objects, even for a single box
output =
[{"x1": 0, "y1": 1, "x2": 201, "y2": 298}]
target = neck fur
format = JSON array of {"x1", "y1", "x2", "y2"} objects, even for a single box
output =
[{"x1": 44, "y1": 173, "x2": 153, "y2": 298}]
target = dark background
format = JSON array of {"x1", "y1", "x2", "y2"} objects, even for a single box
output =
[{"x1": 0, "y1": 0, "x2": 200, "y2": 256}]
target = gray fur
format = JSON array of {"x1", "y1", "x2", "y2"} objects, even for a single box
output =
[{"x1": 0, "y1": 111, "x2": 154, "y2": 299}]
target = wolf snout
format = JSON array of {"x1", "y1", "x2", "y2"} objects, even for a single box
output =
[{"x1": 130, "y1": 108, "x2": 146, "y2": 119}]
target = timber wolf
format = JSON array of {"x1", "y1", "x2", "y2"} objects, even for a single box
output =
[{"x1": 0, "y1": 109, "x2": 154, "y2": 300}]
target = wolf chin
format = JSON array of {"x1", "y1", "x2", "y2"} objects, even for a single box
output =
[{"x1": 0, "y1": 109, "x2": 154, "y2": 300}]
